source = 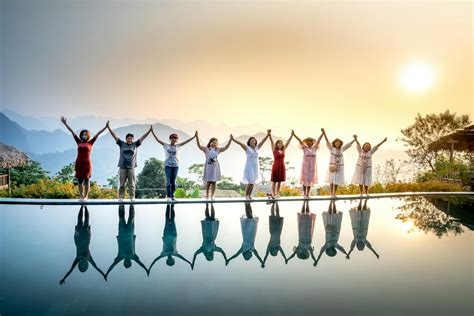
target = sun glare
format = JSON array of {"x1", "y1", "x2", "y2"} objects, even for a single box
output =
[{"x1": 400, "y1": 62, "x2": 436, "y2": 92}]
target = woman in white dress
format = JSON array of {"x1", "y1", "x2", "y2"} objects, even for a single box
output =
[
  {"x1": 195, "y1": 132, "x2": 232, "y2": 199},
  {"x1": 347, "y1": 199, "x2": 380, "y2": 259},
  {"x1": 315, "y1": 201, "x2": 349, "y2": 266},
  {"x1": 321, "y1": 128, "x2": 357, "y2": 196},
  {"x1": 351, "y1": 136, "x2": 387, "y2": 195},
  {"x1": 231, "y1": 130, "x2": 271, "y2": 199}
]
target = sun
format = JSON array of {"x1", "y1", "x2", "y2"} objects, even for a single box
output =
[{"x1": 400, "y1": 62, "x2": 436, "y2": 92}]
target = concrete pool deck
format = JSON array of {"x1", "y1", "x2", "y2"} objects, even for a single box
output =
[{"x1": 0, "y1": 192, "x2": 472, "y2": 205}]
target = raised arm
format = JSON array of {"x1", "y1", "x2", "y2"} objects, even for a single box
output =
[
  {"x1": 191, "y1": 248, "x2": 204, "y2": 268},
  {"x1": 284, "y1": 132, "x2": 294, "y2": 150},
  {"x1": 257, "y1": 130, "x2": 271, "y2": 149},
  {"x1": 321, "y1": 128, "x2": 331, "y2": 149},
  {"x1": 342, "y1": 138, "x2": 356, "y2": 152},
  {"x1": 105, "y1": 257, "x2": 122, "y2": 278},
  {"x1": 315, "y1": 132, "x2": 324, "y2": 146},
  {"x1": 231, "y1": 135, "x2": 246, "y2": 151},
  {"x1": 309, "y1": 248, "x2": 317, "y2": 266},
  {"x1": 314, "y1": 245, "x2": 327, "y2": 266},
  {"x1": 148, "y1": 254, "x2": 166, "y2": 272},
  {"x1": 269, "y1": 133, "x2": 275, "y2": 151},
  {"x1": 285, "y1": 248, "x2": 297, "y2": 264},
  {"x1": 218, "y1": 136, "x2": 232, "y2": 153},
  {"x1": 138, "y1": 126, "x2": 153, "y2": 144},
  {"x1": 106, "y1": 122, "x2": 119, "y2": 143},
  {"x1": 279, "y1": 246, "x2": 288, "y2": 262},
  {"x1": 90, "y1": 121, "x2": 109, "y2": 144},
  {"x1": 226, "y1": 247, "x2": 243, "y2": 265},
  {"x1": 151, "y1": 128, "x2": 166, "y2": 146},
  {"x1": 371, "y1": 137, "x2": 387, "y2": 154},
  {"x1": 175, "y1": 253, "x2": 192, "y2": 268},
  {"x1": 365, "y1": 240, "x2": 380, "y2": 259},
  {"x1": 336, "y1": 244, "x2": 349, "y2": 257},
  {"x1": 215, "y1": 247, "x2": 228, "y2": 262},
  {"x1": 292, "y1": 130, "x2": 305, "y2": 147},
  {"x1": 253, "y1": 249, "x2": 265, "y2": 268},
  {"x1": 353, "y1": 135, "x2": 361, "y2": 153},
  {"x1": 89, "y1": 257, "x2": 107, "y2": 280},
  {"x1": 132, "y1": 255, "x2": 150, "y2": 275},
  {"x1": 178, "y1": 133, "x2": 196, "y2": 147},
  {"x1": 60, "y1": 116, "x2": 79, "y2": 139},
  {"x1": 347, "y1": 240, "x2": 356, "y2": 258},
  {"x1": 59, "y1": 258, "x2": 80, "y2": 284},
  {"x1": 195, "y1": 131, "x2": 205, "y2": 152}
]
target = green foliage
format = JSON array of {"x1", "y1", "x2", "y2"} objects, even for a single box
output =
[
  {"x1": 176, "y1": 176, "x2": 197, "y2": 189},
  {"x1": 416, "y1": 157, "x2": 471, "y2": 185},
  {"x1": 216, "y1": 176, "x2": 241, "y2": 190},
  {"x1": 107, "y1": 174, "x2": 118, "y2": 188},
  {"x1": 174, "y1": 188, "x2": 187, "y2": 198},
  {"x1": 10, "y1": 160, "x2": 49, "y2": 186},
  {"x1": 258, "y1": 156, "x2": 273, "y2": 184},
  {"x1": 399, "y1": 109, "x2": 470, "y2": 172},
  {"x1": 188, "y1": 163, "x2": 204, "y2": 182},
  {"x1": 136, "y1": 158, "x2": 166, "y2": 198},
  {"x1": 55, "y1": 162, "x2": 75, "y2": 183},
  {"x1": 318, "y1": 181, "x2": 464, "y2": 195}
]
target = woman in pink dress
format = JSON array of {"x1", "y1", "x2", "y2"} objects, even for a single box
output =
[
  {"x1": 268, "y1": 130, "x2": 294, "y2": 199},
  {"x1": 294, "y1": 130, "x2": 323, "y2": 198}
]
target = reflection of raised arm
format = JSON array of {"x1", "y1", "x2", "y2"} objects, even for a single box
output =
[
  {"x1": 219, "y1": 136, "x2": 232, "y2": 153},
  {"x1": 105, "y1": 257, "x2": 122, "y2": 278},
  {"x1": 309, "y1": 248, "x2": 317, "y2": 266},
  {"x1": 253, "y1": 249, "x2": 264, "y2": 268},
  {"x1": 138, "y1": 126, "x2": 153, "y2": 143},
  {"x1": 231, "y1": 135, "x2": 246, "y2": 151},
  {"x1": 178, "y1": 133, "x2": 196, "y2": 147},
  {"x1": 365, "y1": 240, "x2": 380, "y2": 259},
  {"x1": 215, "y1": 247, "x2": 228, "y2": 262},
  {"x1": 175, "y1": 253, "x2": 192, "y2": 268},
  {"x1": 148, "y1": 254, "x2": 166, "y2": 272},
  {"x1": 191, "y1": 248, "x2": 204, "y2": 268},
  {"x1": 226, "y1": 247, "x2": 243, "y2": 265},
  {"x1": 257, "y1": 130, "x2": 271, "y2": 149},
  {"x1": 195, "y1": 131, "x2": 205, "y2": 152},
  {"x1": 336, "y1": 244, "x2": 349, "y2": 257},
  {"x1": 106, "y1": 122, "x2": 119, "y2": 143},
  {"x1": 285, "y1": 247, "x2": 297, "y2": 264},
  {"x1": 151, "y1": 128, "x2": 166, "y2": 146},
  {"x1": 279, "y1": 247, "x2": 288, "y2": 262},
  {"x1": 60, "y1": 116, "x2": 79, "y2": 139},
  {"x1": 347, "y1": 240, "x2": 356, "y2": 258},
  {"x1": 89, "y1": 257, "x2": 107, "y2": 280},
  {"x1": 314, "y1": 245, "x2": 327, "y2": 266},
  {"x1": 60, "y1": 258, "x2": 80, "y2": 284},
  {"x1": 133, "y1": 255, "x2": 150, "y2": 275}
]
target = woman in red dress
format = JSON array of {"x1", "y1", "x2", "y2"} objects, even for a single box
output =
[
  {"x1": 61, "y1": 117, "x2": 108, "y2": 201},
  {"x1": 268, "y1": 130, "x2": 294, "y2": 199}
]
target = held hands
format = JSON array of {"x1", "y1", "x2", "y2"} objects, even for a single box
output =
[
  {"x1": 267, "y1": 129, "x2": 272, "y2": 135},
  {"x1": 383, "y1": 137, "x2": 388, "y2": 142},
  {"x1": 321, "y1": 128, "x2": 326, "y2": 134},
  {"x1": 60, "y1": 116, "x2": 67, "y2": 124},
  {"x1": 353, "y1": 134, "x2": 357, "y2": 139}
]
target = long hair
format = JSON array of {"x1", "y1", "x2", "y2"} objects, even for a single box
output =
[
  {"x1": 332, "y1": 138, "x2": 343, "y2": 148},
  {"x1": 207, "y1": 138, "x2": 218, "y2": 148},
  {"x1": 275, "y1": 139, "x2": 284, "y2": 150},
  {"x1": 247, "y1": 137, "x2": 257, "y2": 147}
]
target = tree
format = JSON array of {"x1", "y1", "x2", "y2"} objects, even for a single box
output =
[
  {"x1": 258, "y1": 156, "x2": 273, "y2": 184},
  {"x1": 217, "y1": 176, "x2": 241, "y2": 190},
  {"x1": 399, "y1": 110, "x2": 470, "y2": 172},
  {"x1": 55, "y1": 162, "x2": 75, "y2": 183},
  {"x1": 136, "y1": 158, "x2": 166, "y2": 198},
  {"x1": 188, "y1": 163, "x2": 204, "y2": 182},
  {"x1": 176, "y1": 177, "x2": 197, "y2": 189},
  {"x1": 10, "y1": 160, "x2": 49, "y2": 186},
  {"x1": 107, "y1": 174, "x2": 118, "y2": 188},
  {"x1": 382, "y1": 159, "x2": 409, "y2": 183}
]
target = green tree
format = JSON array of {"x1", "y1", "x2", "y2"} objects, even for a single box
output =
[
  {"x1": 10, "y1": 160, "x2": 49, "y2": 186},
  {"x1": 176, "y1": 177, "x2": 197, "y2": 189},
  {"x1": 55, "y1": 162, "x2": 75, "y2": 183},
  {"x1": 136, "y1": 158, "x2": 166, "y2": 197},
  {"x1": 259, "y1": 156, "x2": 273, "y2": 184},
  {"x1": 399, "y1": 110, "x2": 470, "y2": 172},
  {"x1": 217, "y1": 176, "x2": 241, "y2": 190},
  {"x1": 188, "y1": 163, "x2": 204, "y2": 182}
]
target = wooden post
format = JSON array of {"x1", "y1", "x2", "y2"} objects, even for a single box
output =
[
  {"x1": 7, "y1": 168, "x2": 11, "y2": 196},
  {"x1": 447, "y1": 139, "x2": 458, "y2": 163}
]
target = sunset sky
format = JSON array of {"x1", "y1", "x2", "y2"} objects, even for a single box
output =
[{"x1": 1, "y1": 1, "x2": 472, "y2": 147}]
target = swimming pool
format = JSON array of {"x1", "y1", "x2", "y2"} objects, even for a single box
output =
[{"x1": 0, "y1": 195, "x2": 473, "y2": 315}]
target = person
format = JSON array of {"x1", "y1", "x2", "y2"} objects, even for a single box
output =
[
  {"x1": 347, "y1": 199, "x2": 380, "y2": 259},
  {"x1": 286, "y1": 201, "x2": 317, "y2": 265},
  {"x1": 148, "y1": 204, "x2": 192, "y2": 273},
  {"x1": 315, "y1": 201, "x2": 349, "y2": 266},
  {"x1": 352, "y1": 136, "x2": 388, "y2": 195},
  {"x1": 231, "y1": 130, "x2": 271, "y2": 199},
  {"x1": 105, "y1": 205, "x2": 149, "y2": 278},
  {"x1": 60, "y1": 116, "x2": 108, "y2": 201},
  {"x1": 293, "y1": 130, "x2": 324, "y2": 198},
  {"x1": 227, "y1": 202, "x2": 264, "y2": 267},
  {"x1": 195, "y1": 132, "x2": 232, "y2": 199},
  {"x1": 151, "y1": 128, "x2": 196, "y2": 200},
  {"x1": 262, "y1": 201, "x2": 287, "y2": 267},
  {"x1": 321, "y1": 128, "x2": 356, "y2": 196},
  {"x1": 107, "y1": 122, "x2": 152, "y2": 201},
  {"x1": 60, "y1": 206, "x2": 106, "y2": 284},
  {"x1": 267, "y1": 130, "x2": 294, "y2": 199},
  {"x1": 191, "y1": 203, "x2": 227, "y2": 269}
]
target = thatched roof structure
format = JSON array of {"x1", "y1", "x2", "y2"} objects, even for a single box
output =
[
  {"x1": 0, "y1": 142, "x2": 29, "y2": 169},
  {"x1": 428, "y1": 124, "x2": 474, "y2": 152}
]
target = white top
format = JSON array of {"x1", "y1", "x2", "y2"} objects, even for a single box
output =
[{"x1": 163, "y1": 144, "x2": 181, "y2": 167}]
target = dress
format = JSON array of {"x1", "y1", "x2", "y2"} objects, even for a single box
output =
[
  {"x1": 203, "y1": 147, "x2": 221, "y2": 182},
  {"x1": 351, "y1": 143, "x2": 381, "y2": 186},
  {"x1": 74, "y1": 135, "x2": 97, "y2": 179},
  {"x1": 325, "y1": 141, "x2": 352, "y2": 185},
  {"x1": 300, "y1": 146, "x2": 318, "y2": 186},
  {"x1": 271, "y1": 150, "x2": 286, "y2": 182},
  {"x1": 322, "y1": 212, "x2": 343, "y2": 248},
  {"x1": 201, "y1": 219, "x2": 220, "y2": 253},
  {"x1": 349, "y1": 208, "x2": 371, "y2": 243},
  {"x1": 240, "y1": 216, "x2": 259, "y2": 252},
  {"x1": 297, "y1": 212, "x2": 316, "y2": 251},
  {"x1": 268, "y1": 215, "x2": 284, "y2": 249},
  {"x1": 242, "y1": 146, "x2": 259, "y2": 184}
]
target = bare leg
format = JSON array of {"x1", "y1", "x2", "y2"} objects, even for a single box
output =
[
  {"x1": 276, "y1": 182, "x2": 281, "y2": 197},
  {"x1": 271, "y1": 182, "x2": 276, "y2": 197},
  {"x1": 334, "y1": 184, "x2": 339, "y2": 196},
  {"x1": 83, "y1": 179, "x2": 90, "y2": 199},
  {"x1": 364, "y1": 185, "x2": 369, "y2": 195},
  {"x1": 248, "y1": 184, "x2": 254, "y2": 198},
  {"x1": 359, "y1": 185, "x2": 363, "y2": 195},
  {"x1": 78, "y1": 183, "x2": 84, "y2": 199},
  {"x1": 211, "y1": 182, "x2": 216, "y2": 199},
  {"x1": 205, "y1": 182, "x2": 211, "y2": 199}
]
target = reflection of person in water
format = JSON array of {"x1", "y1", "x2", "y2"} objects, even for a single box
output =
[
  {"x1": 315, "y1": 200, "x2": 349, "y2": 266},
  {"x1": 227, "y1": 202, "x2": 264, "y2": 267},
  {"x1": 191, "y1": 203, "x2": 227, "y2": 269},
  {"x1": 347, "y1": 199, "x2": 379, "y2": 259},
  {"x1": 286, "y1": 200, "x2": 317, "y2": 265},
  {"x1": 263, "y1": 202, "x2": 287, "y2": 267},
  {"x1": 60, "y1": 206, "x2": 106, "y2": 284},
  {"x1": 149, "y1": 204, "x2": 192, "y2": 273},
  {"x1": 106, "y1": 205, "x2": 148, "y2": 278}
]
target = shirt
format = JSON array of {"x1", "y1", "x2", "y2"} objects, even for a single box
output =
[
  {"x1": 163, "y1": 144, "x2": 180, "y2": 167},
  {"x1": 116, "y1": 139, "x2": 142, "y2": 169}
]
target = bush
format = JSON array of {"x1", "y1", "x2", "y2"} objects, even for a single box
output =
[{"x1": 318, "y1": 181, "x2": 464, "y2": 195}]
